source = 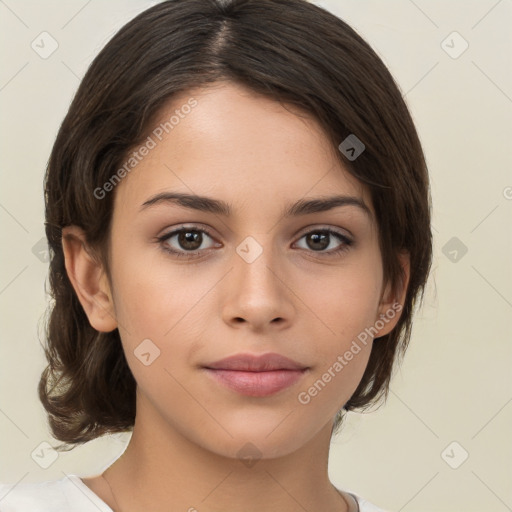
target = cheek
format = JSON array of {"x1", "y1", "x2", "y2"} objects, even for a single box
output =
[
  {"x1": 108, "y1": 251, "x2": 218, "y2": 394},
  {"x1": 288, "y1": 265, "x2": 382, "y2": 414},
  {"x1": 109, "y1": 245, "x2": 208, "y2": 336},
  {"x1": 297, "y1": 306, "x2": 375, "y2": 416},
  {"x1": 300, "y1": 262, "x2": 382, "y2": 344}
]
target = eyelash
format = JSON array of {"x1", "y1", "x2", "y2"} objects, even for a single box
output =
[{"x1": 156, "y1": 225, "x2": 354, "y2": 260}]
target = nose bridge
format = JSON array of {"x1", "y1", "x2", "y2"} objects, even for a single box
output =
[
  {"x1": 221, "y1": 233, "x2": 295, "y2": 329},
  {"x1": 234, "y1": 233, "x2": 281, "y2": 295}
]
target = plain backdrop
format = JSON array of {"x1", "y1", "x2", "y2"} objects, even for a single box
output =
[{"x1": 0, "y1": 1, "x2": 511, "y2": 511}]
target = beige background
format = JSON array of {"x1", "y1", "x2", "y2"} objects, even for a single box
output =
[{"x1": 1, "y1": 1, "x2": 511, "y2": 510}]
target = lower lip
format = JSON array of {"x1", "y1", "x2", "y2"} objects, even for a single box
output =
[{"x1": 203, "y1": 368, "x2": 307, "y2": 397}]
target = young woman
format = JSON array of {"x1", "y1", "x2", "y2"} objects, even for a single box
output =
[{"x1": 0, "y1": 0, "x2": 432, "y2": 510}]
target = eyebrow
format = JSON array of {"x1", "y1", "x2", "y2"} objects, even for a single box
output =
[{"x1": 140, "y1": 192, "x2": 372, "y2": 219}]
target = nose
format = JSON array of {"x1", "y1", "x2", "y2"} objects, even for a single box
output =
[{"x1": 221, "y1": 238, "x2": 296, "y2": 332}]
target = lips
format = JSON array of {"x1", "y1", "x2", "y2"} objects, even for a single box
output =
[
  {"x1": 203, "y1": 352, "x2": 307, "y2": 372},
  {"x1": 202, "y1": 353, "x2": 309, "y2": 397}
]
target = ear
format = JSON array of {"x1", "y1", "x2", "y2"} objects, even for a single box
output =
[
  {"x1": 61, "y1": 226, "x2": 118, "y2": 332},
  {"x1": 374, "y1": 251, "x2": 410, "y2": 339}
]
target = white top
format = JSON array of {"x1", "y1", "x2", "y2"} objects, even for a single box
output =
[{"x1": 0, "y1": 475, "x2": 390, "y2": 512}]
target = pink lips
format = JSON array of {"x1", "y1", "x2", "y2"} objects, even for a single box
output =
[{"x1": 202, "y1": 353, "x2": 309, "y2": 397}]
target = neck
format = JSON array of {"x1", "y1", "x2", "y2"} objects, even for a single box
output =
[{"x1": 100, "y1": 391, "x2": 348, "y2": 512}]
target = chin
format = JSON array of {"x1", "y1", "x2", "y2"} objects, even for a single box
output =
[{"x1": 191, "y1": 412, "x2": 322, "y2": 462}]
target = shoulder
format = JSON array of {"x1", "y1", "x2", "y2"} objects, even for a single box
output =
[
  {"x1": 354, "y1": 494, "x2": 392, "y2": 512},
  {"x1": 337, "y1": 486, "x2": 392, "y2": 512},
  {"x1": 0, "y1": 478, "x2": 68, "y2": 512},
  {"x1": 0, "y1": 475, "x2": 112, "y2": 512}
]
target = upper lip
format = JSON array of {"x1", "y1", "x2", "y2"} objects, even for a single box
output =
[{"x1": 203, "y1": 353, "x2": 308, "y2": 372}]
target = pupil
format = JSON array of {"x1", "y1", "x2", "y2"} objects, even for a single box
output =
[
  {"x1": 308, "y1": 231, "x2": 329, "y2": 251},
  {"x1": 179, "y1": 230, "x2": 201, "y2": 250}
]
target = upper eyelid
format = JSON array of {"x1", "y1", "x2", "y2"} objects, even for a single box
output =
[
  {"x1": 158, "y1": 224, "x2": 217, "y2": 241},
  {"x1": 295, "y1": 225, "x2": 352, "y2": 240}
]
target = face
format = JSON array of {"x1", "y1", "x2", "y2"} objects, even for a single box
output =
[{"x1": 98, "y1": 81, "x2": 401, "y2": 459}]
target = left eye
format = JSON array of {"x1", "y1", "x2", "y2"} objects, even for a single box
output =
[{"x1": 294, "y1": 229, "x2": 352, "y2": 253}]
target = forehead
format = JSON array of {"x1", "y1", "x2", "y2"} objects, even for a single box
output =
[{"x1": 113, "y1": 81, "x2": 373, "y2": 219}]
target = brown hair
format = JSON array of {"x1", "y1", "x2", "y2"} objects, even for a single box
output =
[{"x1": 39, "y1": 0, "x2": 432, "y2": 450}]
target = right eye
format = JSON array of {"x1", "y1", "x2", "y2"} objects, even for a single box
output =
[{"x1": 157, "y1": 225, "x2": 220, "y2": 258}]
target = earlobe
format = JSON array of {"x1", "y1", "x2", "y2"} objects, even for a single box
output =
[
  {"x1": 375, "y1": 251, "x2": 410, "y2": 338},
  {"x1": 61, "y1": 226, "x2": 118, "y2": 333}
]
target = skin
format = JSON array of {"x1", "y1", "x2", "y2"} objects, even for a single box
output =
[{"x1": 64, "y1": 81, "x2": 409, "y2": 512}]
